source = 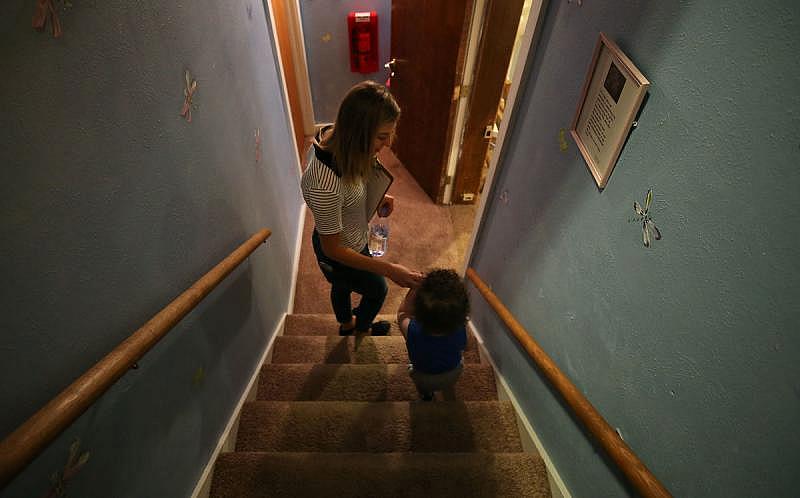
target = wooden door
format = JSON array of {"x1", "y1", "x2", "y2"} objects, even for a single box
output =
[
  {"x1": 452, "y1": 0, "x2": 525, "y2": 204},
  {"x1": 390, "y1": 0, "x2": 471, "y2": 203}
]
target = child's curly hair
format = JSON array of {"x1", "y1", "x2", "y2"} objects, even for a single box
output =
[{"x1": 413, "y1": 269, "x2": 470, "y2": 335}]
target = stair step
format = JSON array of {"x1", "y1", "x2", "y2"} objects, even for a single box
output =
[
  {"x1": 210, "y1": 452, "x2": 550, "y2": 498},
  {"x1": 270, "y1": 335, "x2": 480, "y2": 364},
  {"x1": 236, "y1": 401, "x2": 523, "y2": 453},
  {"x1": 257, "y1": 364, "x2": 498, "y2": 401},
  {"x1": 284, "y1": 313, "x2": 400, "y2": 336}
]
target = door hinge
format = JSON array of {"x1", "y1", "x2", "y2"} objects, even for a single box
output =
[
  {"x1": 440, "y1": 174, "x2": 454, "y2": 190},
  {"x1": 452, "y1": 85, "x2": 471, "y2": 101},
  {"x1": 484, "y1": 122, "x2": 498, "y2": 139}
]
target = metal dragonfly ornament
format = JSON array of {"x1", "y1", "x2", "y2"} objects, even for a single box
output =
[
  {"x1": 32, "y1": 0, "x2": 64, "y2": 38},
  {"x1": 630, "y1": 188, "x2": 662, "y2": 248},
  {"x1": 43, "y1": 438, "x2": 89, "y2": 498},
  {"x1": 180, "y1": 69, "x2": 198, "y2": 122}
]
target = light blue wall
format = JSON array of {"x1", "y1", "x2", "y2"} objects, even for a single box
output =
[
  {"x1": 0, "y1": 0, "x2": 302, "y2": 496},
  {"x1": 299, "y1": 0, "x2": 391, "y2": 123},
  {"x1": 469, "y1": 1, "x2": 800, "y2": 497}
]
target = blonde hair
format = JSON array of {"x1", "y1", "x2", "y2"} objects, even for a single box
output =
[{"x1": 323, "y1": 81, "x2": 400, "y2": 182}]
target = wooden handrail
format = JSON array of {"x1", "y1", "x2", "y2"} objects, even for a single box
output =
[
  {"x1": 0, "y1": 229, "x2": 272, "y2": 488},
  {"x1": 465, "y1": 267, "x2": 672, "y2": 498}
]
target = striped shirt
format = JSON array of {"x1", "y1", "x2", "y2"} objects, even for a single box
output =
[{"x1": 301, "y1": 143, "x2": 369, "y2": 251}]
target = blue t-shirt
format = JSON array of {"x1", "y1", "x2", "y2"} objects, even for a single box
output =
[{"x1": 406, "y1": 319, "x2": 467, "y2": 374}]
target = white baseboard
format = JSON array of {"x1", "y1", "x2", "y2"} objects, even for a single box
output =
[
  {"x1": 190, "y1": 313, "x2": 286, "y2": 498},
  {"x1": 467, "y1": 322, "x2": 572, "y2": 498},
  {"x1": 287, "y1": 203, "x2": 306, "y2": 314}
]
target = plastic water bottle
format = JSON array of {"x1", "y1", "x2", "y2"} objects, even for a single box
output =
[{"x1": 368, "y1": 219, "x2": 389, "y2": 257}]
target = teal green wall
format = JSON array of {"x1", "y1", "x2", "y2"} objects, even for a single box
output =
[
  {"x1": 0, "y1": 1, "x2": 302, "y2": 496},
  {"x1": 469, "y1": 1, "x2": 799, "y2": 497}
]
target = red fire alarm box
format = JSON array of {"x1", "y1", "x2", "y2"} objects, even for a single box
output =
[{"x1": 348, "y1": 11, "x2": 378, "y2": 73}]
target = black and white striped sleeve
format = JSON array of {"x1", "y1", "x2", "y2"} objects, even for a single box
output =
[
  {"x1": 301, "y1": 161, "x2": 343, "y2": 235},
  {"x1": 306, "y1": 187, "x2": 342, "y2": 235}
]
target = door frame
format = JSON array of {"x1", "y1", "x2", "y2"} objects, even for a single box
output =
[
  {"x1": 279, "y1": 0, "x2": 316, "y2": 138},
  {"x1": 461, "y1": 0, "x2": 550, "y2": 272},
  {"x1": 441, "y1": 0, "x2": 489, "y2": 205},
  {"x1": 448, "y1": 0, "x2": 527, "y2": 205},
  {"x1": 265, "y1": 0, "x2": 316, "y2": 169}
]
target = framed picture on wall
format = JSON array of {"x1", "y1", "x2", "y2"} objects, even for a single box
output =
[{"x1": 571, "y1": 33, "x2": 650, "y2": 189}]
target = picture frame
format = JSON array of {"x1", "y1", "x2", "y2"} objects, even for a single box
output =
[{"x1": 570, "y1": 33, "x2": 650, "y2": 189}]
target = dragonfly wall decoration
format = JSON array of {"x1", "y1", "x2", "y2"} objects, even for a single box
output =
[
  {"x1": 32, "y1": 0, "x2": 63, "y2": 38},
  {"x1": 43, "y1": 439, "x2": 89, "y2": 498},
  {"x1": 630, "y1": 188, "x2": 662, "y2": 248},
  {"x1": 180, "y1": 69, "x2": 198, "y2": 122}
]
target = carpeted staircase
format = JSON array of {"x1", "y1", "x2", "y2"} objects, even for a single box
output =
[{"x1": 208, "y1": 313, "x2": 551, "y2": 497}]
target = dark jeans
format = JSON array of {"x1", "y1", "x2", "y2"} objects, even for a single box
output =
[{"x1": 312, "y1": 230, "x2": 388, "y2": 330}]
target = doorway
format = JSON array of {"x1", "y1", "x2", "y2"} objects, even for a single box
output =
[{"x1": 267, "y1": 0, "x2": 549, "y2": 265}]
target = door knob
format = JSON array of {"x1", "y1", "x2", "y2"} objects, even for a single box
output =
[
  {"x1": 384, "y1": 58, "x2": 408, "y2": 77},
  {"x1": 384, "y1": 58, "x2": 397, "y2": 76}
]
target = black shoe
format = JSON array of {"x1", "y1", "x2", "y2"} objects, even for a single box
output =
[
  {"x1": 370, "y1": 320, "x2": 391, "y2": 336},
  {"x1": 421, "y1": 392, "x2": 434, "y2": 402}
]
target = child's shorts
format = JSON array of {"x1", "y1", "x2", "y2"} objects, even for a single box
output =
[{"x1": 408, "y1": 363, "x2": 464, "y2": 395}]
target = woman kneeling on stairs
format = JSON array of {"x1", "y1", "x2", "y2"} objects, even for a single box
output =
[{"x1": 301, "y1": 81, "x2": 423, "y2": 336}]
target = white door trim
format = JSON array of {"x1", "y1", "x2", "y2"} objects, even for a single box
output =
[
  {"x1": 442, "y1": 0, "x2": 488, "y2": 205},
  {"x1": 461, "y1": 0, "x2": 550, "y2": 275}
]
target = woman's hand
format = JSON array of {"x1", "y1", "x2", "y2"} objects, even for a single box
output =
[
  {"x1": 318, "y1": 233, "x2": 422, "y2": 287},
  {"x1": 386, "y1": 263, "x2": 423, "y2": 288},
  {"x1": 378, "y1": 195, "x2": 394, "y2": 217}
]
